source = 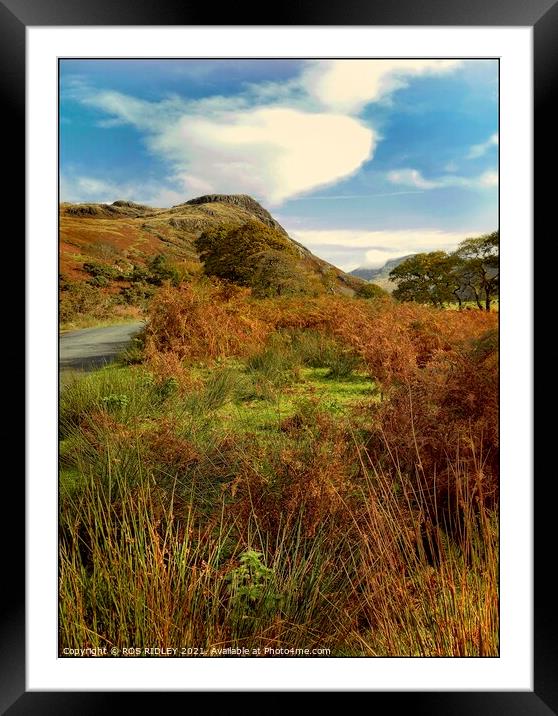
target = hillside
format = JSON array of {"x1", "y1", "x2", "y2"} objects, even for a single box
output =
[
  {"x1": 350, "y1": 255, "x2": 415, "y2": 292},
  {"x1": 60, "y1": 194, "x2": 363, "y2": 296}
]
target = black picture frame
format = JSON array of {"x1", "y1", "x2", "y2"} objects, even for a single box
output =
[{"x1": 10, "y1": 0, "x2": 549, "y2": 711}]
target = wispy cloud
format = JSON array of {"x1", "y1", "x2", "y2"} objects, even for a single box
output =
[
  {"x1": 60, "y1": 172, "x2": 185, "y2": 207},
  {"x1": 292, "y1": 227, "x2": 485, "y2": 268},
  {"x1": 467, "y1": 133, "x2": 498, "y2": 159},
  {"x1": 478, "y1": 170, "x2": 498, "y2": 187},
  {"x1": 289, "y1": 190, "x2": 424, "y2": 200},
  {"x1": 387, "y1": 169, "x2": 439, "y2": 190},
  {"x1": 387, "y1": 167, "x2": 498, "y2": 190}
]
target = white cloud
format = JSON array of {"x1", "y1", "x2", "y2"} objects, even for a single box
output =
[
  {"x1": 467, "y1": 133, "x2": 498, "y2": 159},
  {"x1": 293, "y1": 227, "x2": 483, "y2": 268},
  {"x1": 80, "y1": 91, "x2": 376, "y2": 205},
  {"x1": 388, "y1": 167, "x2": 498, "y2": 190},
  {"x1": 300, "y1": 60, "x2": 463, "y2": 113},
  {"x1": 70, "y1": 59, "x2": 465, "y2": 206}
]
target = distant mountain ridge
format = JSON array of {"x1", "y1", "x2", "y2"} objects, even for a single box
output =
[{"x1": 350, "y1": 255, "x2": 415, "y2": 292}]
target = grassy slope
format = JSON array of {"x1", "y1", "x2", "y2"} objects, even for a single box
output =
[{"x1": 60, "y1": 199, "x2": 363, "y2": 293}]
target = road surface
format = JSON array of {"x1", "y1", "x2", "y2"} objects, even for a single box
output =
[{"x1": 60, "y1": 321, "x2": 145, "y2": 372}]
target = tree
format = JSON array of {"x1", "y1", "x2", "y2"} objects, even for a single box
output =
[
  {"x1": 195, "y1": 220, "x2": 299, "y2": 288},
  {"x1": 389, "y1": 252, "x2": 459, "y2": 308},
  {"x1": 250, "y1": 249, "x2": 307, "y2": 297},
  {"x1": 389, "y1": 232, "x2": 499, "y2": 311},
  {"x1": 454, "y1": 231, "x2": 499, "y2": 311},
  {"x1": 146, "y1": 254, "x2": 180, "y2": 286}
]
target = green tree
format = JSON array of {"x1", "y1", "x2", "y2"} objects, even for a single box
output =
[
  {"x1": 195, "y1": 220, "x2": 298, "y2": 288},
  {"x1": 390, "y1": 252, "x2": 459, "y2": 308},
  {"x1": 454, "y1": 231, "x2": 499, "y2": 311},
  {"x1": 146, "y1": 254, "x2": 180, "y2": 286},
  {"x1": 250, "y1": 249, "x2": 307, "y2": 297}
]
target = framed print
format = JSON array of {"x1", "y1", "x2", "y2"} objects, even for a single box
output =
[{"x1": 10, "y1": 0, "x2": 551, "y2": 710}]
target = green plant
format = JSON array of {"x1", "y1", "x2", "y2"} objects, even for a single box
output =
[
  {"x1": 226, "y1": 550, "x2": 281, "y2": 613},
  {"x1": 59, "y1": 277, "x2": 115, "y2": 324},
  {"x1": 120, "y1": 282, "x2": 156, "y2": 306},
  {"x1": 88, "y1": 275, "x2": 110, "y2": 288},
  {"x1": 101, "y1": 393, "x2": 129, "y2": 410},
  {"x1": 145, "y1": 254, "x2": 181, "y2": 286}
]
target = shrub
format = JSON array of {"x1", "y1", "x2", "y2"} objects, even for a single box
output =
[
  {"x1": 119, "y1": 282, "x2": 156, "y2": 306},
  {"x1": 355, "y1": 282, "x2": 389, "y2": 300},
  {"x1": 145, "y1": 254, "x2": 180, "y2": 286},
  {"x1": 144, "y1": 281, "x2": 270, "y2": 367},
  {"x1": 365, "y1": 326, "x2": 499, "y2": 522},
  {"x1": 83, "y1": 261, "x2": 119, "y2": 281},
  {"x1": 59, "y1": 277, "x2": 115, "y2": 324},
  {"x1": 226, "y1": 550, "x2": 281, "y2": 619},
  {"x1": 88, "y1": 275, "x2": 110, "y2": 288}
]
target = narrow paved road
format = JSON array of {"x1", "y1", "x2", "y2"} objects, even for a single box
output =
[{"x1": 60, "y1": 321, "x2": 145, "y2": 372}]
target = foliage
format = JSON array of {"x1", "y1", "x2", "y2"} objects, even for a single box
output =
[
  {"x1": 83, "y1": 261, "x2": 120, "y2": 282},
  {"x1": 454, "y1": 231, "x2": 499, "y2": 311},
  {"x1": 59, "y1": 275, "x2": 116, "y2": 325},
  {"x1": 119, "y1": 282, "x2": 156, "y2": 306},
  {"x1": 143, "y1": 281, "x2": 270, "y2": 368},
  {"x1": 355, "y1": 282, "x2": 389, "y2": 300},
  {"x1": 101, "y1": 393, "x2": 129, "y2": 410},
  {"x1": 250, "y1": 249, "x2": 307, "y2": 297},
  {"x1": 390, "y1": 251, "x2": 462, "y2": 308},
  {"x1": 226, "y1": 550, "x2": 281, "y2": 619},
  {"x1": 195, "y1": 220, "x2": 299, "y2": 288},
  {"x1": 389, "y1": 231, "x2": 499, "y2": 310},
  {"x1": 144, "y1": 254, "x2": 181, "y2": 286}
]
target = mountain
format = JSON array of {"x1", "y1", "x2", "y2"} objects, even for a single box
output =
[
  {"x1": 350, "y1": 255, "x2": 415, "y2": 292},
  {"x1": 60, "y1": 194, "x2": 364, "y2": 296}
]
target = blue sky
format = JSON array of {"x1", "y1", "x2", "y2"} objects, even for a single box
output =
[{"x1": 60, "y1": 59, "x2": 498, "y2": 271}]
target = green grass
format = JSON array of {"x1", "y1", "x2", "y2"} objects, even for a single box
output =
[{"x1": 215, "y1": 367, "x2": 375, "y2": 436}]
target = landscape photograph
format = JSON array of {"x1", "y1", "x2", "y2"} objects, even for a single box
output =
[{"x1": 59, "y1": 58, "x2": 499, "y2": 658}]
